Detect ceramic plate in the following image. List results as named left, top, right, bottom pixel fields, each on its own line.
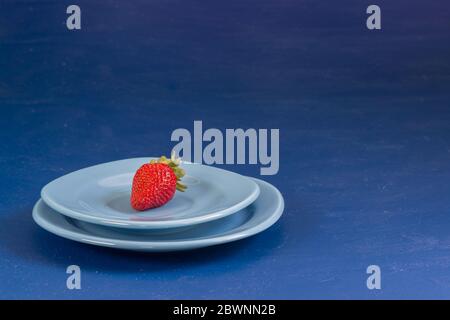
left=41, top=158, right=260, bottom=229
left=34, top=178, right=283, bottom=252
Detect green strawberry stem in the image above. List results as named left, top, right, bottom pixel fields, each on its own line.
left=150, top=153, right=187, bottom=192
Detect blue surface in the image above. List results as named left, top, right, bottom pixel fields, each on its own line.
left=1, top=0, right=450, bottom=299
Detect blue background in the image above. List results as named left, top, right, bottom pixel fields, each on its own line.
left=1, top=0, right=450, bottom=299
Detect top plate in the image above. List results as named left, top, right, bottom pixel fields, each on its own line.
left=41, top=158, right=260, bottom=229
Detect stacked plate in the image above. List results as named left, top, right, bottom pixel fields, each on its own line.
left=33, top=158, right=284, bottom=252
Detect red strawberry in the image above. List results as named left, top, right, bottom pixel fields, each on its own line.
left=130, top=154, right=187, bottom=211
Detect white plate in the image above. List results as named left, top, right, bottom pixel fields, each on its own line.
left=41, top=158, right=260, bottom=229
left=34, top=178, right=284, bottom=252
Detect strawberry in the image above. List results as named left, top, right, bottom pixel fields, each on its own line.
left=130, top=153, right=187, bottom=211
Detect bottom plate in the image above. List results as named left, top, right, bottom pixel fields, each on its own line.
left=32, top=178, right=284, bottom=252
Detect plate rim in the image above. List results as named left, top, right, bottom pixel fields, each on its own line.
left=41, top=158, right=260, bottom=229
left=33, top=178, right=284, bottom=252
